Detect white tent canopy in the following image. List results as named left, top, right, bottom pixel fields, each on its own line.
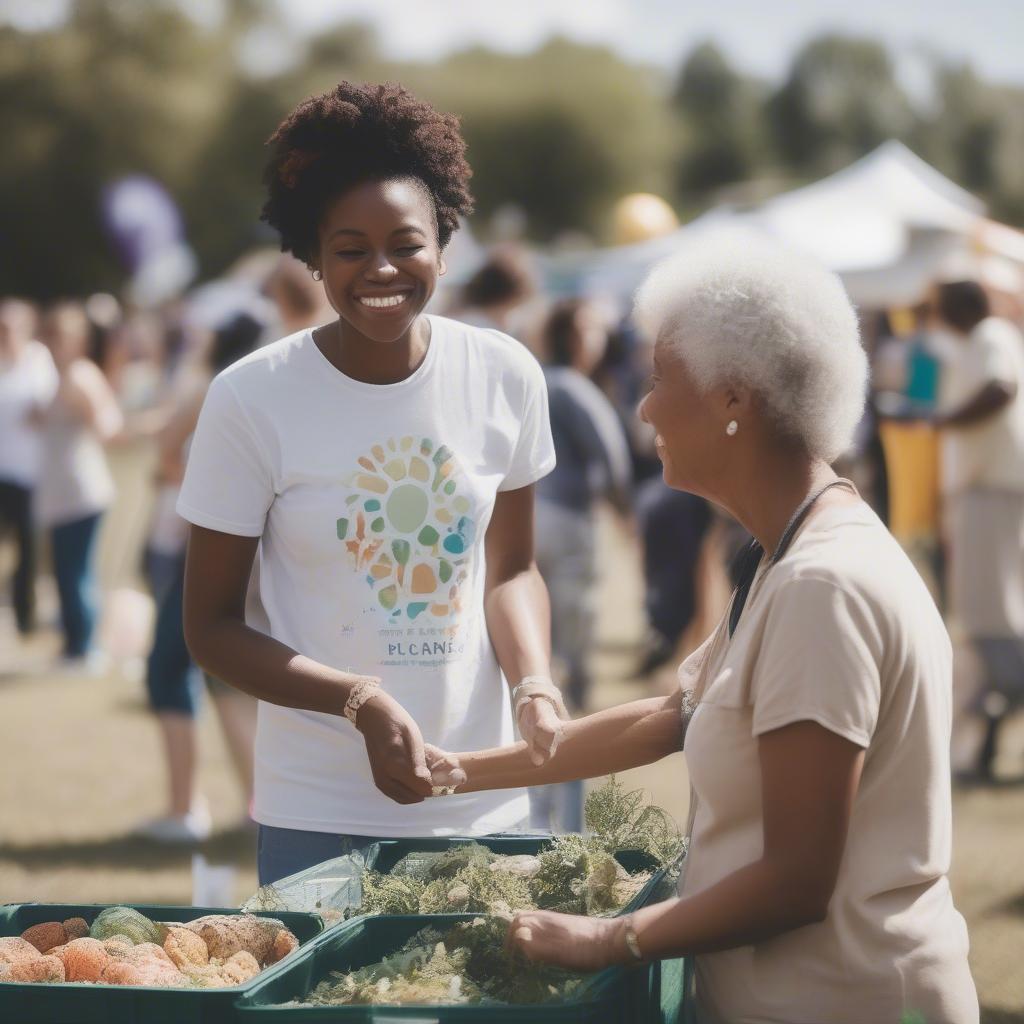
left=544, top=141, right=1008, bottom=310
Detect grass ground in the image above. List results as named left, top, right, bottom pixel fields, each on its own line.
left=0, top=447, right=1021, bottom=1020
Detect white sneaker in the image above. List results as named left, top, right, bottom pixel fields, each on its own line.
left=55, top=651, right=110, bottom=677
left=133, top=802, right=212, bottom=844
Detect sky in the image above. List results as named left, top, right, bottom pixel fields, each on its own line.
left=277, top=0, right=1024, bottom=86
left=4, top=0, right=1022, bottom=87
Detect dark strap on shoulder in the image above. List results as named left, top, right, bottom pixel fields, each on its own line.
left=728, top=479, right=853, bottom=637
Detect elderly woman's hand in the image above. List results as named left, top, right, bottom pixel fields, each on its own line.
left=423, top=743, right=468, bottom=793
left=506, top=910, right=628, bottom=972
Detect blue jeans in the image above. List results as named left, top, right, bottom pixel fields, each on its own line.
left=145, top=559, right=202, bottom=715
left=256, top=825, right=383, bottom=887
left=50, top=512, right=103, bottom=657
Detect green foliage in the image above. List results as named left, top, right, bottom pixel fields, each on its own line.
left=358, top=873, right=427, bottom=916
left=584, top=775, right=685, bottom=866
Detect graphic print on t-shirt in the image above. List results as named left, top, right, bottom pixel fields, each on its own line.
left=335, top=435, right=475, bottom=625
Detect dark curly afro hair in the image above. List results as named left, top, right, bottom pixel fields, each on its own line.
left=261, top=81, right=473, bottom=265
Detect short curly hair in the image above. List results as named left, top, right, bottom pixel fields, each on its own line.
left=261, top=81, right=473, bottom=264
left=634, top=233, right=867, bottom=461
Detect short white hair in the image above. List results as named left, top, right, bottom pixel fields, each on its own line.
left=634, top=234, right=867, bottom=461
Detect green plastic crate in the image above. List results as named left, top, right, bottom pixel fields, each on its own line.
left=235, top=913, right=672, bottom=1023
left=363, top=837, right=667, bottom=917
left=0, top=902, right=324, bottom=1024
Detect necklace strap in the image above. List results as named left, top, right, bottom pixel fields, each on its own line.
left=728, top=478, right=856, bottom=637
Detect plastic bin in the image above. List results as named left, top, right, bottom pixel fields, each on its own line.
left=363, top=837, right=667, bottom=917
left=235, top=913, right=678, bottom=1023
left=0, top=902, right=324, bottom=1024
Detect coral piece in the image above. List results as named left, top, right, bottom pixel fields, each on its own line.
left=21, top=922, right=67, bottom=954
left=163, top=926, right=209, bottom=970
left=185, top=914, right=284, bottom=963
left=54, top=938, right=110, bottom=983
left=2, top=955, right=65, bottom=983
left=90, top=907, right=166, bottom=946
left=62, top=918, right=89, bottom=941
left=0, top=936, right=42, bottom=964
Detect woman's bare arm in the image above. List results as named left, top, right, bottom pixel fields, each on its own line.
left=183, top=524, right=433, bottom=804
left=429, top=691, right=683, bottom=791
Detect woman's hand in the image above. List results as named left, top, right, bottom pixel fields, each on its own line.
left=517, top=695, right=565, bottom=766
left=506, top=910, right=627, bottom=972
left=356, top=689, right=434, bottom=804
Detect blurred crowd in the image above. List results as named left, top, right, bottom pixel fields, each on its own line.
left=2, top=244, right=1024, bottom=840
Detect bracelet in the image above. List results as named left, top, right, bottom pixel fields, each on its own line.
left=343, top=678, right=381, bottom=726
left=511, top=676, right=568, bottom=720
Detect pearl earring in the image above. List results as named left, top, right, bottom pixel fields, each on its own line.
left=312, top=270, right=322, bottom=282
left=726, top=420, right=738, bottom=436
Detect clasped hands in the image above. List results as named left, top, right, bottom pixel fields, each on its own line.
left=354, top=679, right=566, bottom=805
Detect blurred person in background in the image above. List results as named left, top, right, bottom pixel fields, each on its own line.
left=262, top=254, right=332, bottom=341
left=932, top=279, right=1024, bottom=780
left=530, top=297, right=632, bottom=833
left=34, top=302, right=123, bottom=670
left=134, top=312, right=264, bottom=843
left=0, top=298, right=56, bottom=638
left=449, top=245, right=536, bottom=335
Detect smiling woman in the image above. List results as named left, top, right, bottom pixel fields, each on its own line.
left=175, top=81, right=563, bottom=888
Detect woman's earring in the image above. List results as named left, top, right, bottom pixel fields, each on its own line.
left=312, top=269, right=322, bottom=282
left=726, top=420, right=738, bottom=436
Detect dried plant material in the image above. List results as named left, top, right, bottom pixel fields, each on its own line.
left=304, top=918, right=584, bottom=1008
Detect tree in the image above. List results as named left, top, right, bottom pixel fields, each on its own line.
left=670, top=41, right=762, bottom=199
left=767, top=35, right=913, bottom=175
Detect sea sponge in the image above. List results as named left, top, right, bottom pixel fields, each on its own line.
left=54, top=938, right=110, bottom=982
left=21, top=922, right=66, bottom=954
left=163, top=926, right=209, bottom=971
left=213, top=951, right=261, bottom=986
left=62, top=918, right=89, bottom=941
left=100, top=961, right=145, bottom=986
left=90, top=907, right=166, bottom=946
left=125, top=942, right=172, bottom=965
left=185, top=914, right=289, bottom=964
left=268, top=929, right=298, bottom=964
left=101, top=936, right=135, bottom=960
left=0, top=936, right=41, bottom=964
left=1, top=955, right=65, bottom=983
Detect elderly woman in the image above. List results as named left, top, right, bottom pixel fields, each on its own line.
left=427, top=241, right=978, bottom=1023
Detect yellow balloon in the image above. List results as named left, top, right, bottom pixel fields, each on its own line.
left=611, top=193, right=679, bottom=245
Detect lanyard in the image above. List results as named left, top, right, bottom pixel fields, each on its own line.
left=728, top=478, right=855, bottom=637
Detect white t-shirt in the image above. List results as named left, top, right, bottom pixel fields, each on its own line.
left=0, top=341, right=58, bottom=487
left=177, top=316, right=556, bottom=836
left=939, top=317, right=1024, bottom=495
left=681, top=502, right=977, bottom=1024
